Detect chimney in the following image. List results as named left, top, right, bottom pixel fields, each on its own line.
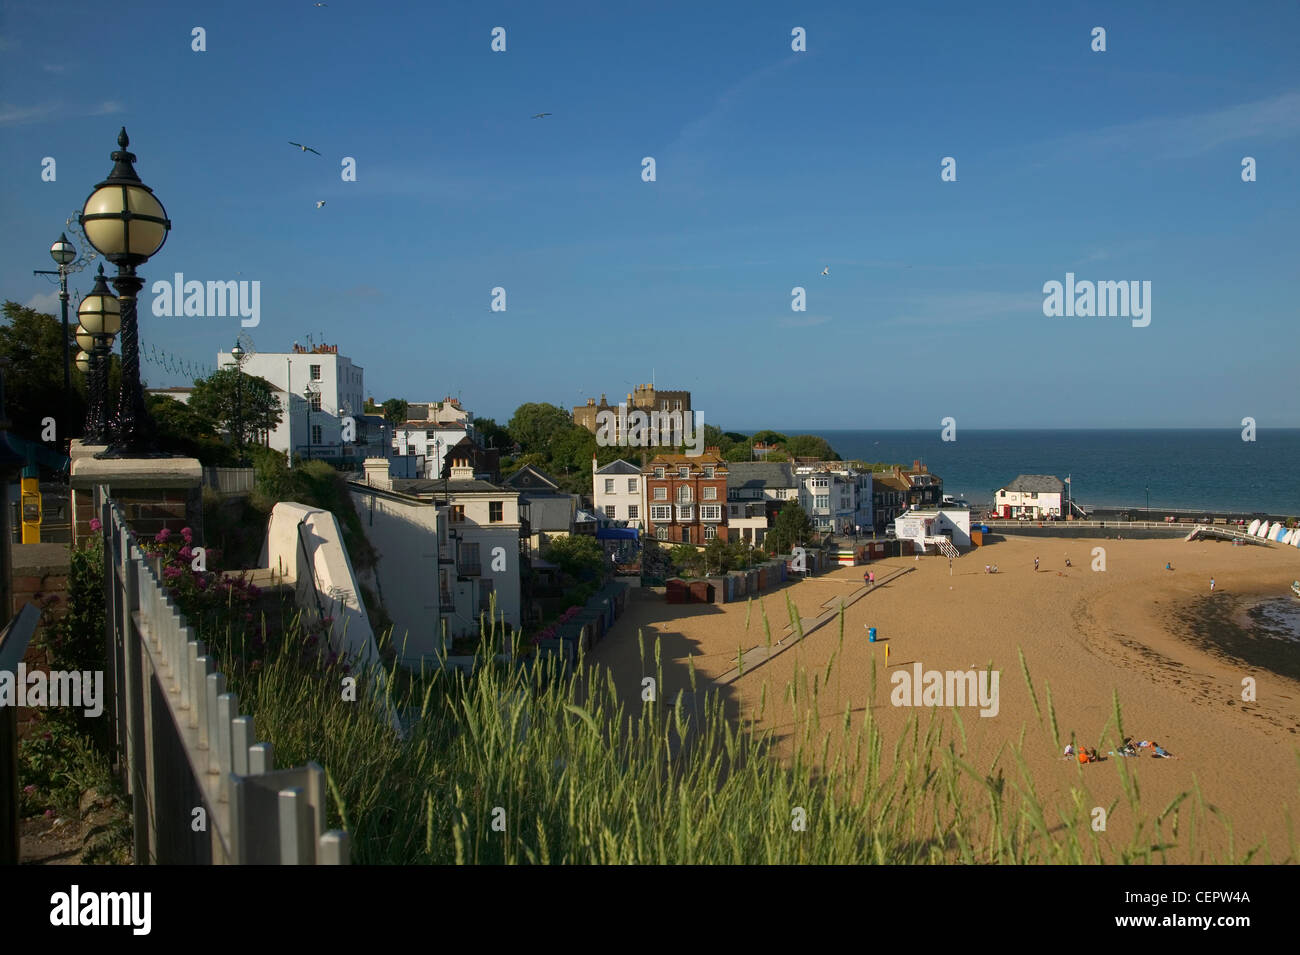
left=912, top=459, right=921, bottom=471
left=450, top=456, right=474, bottom=480
left=592, top=452, right=598, bottom=474
left=363, top=457, right=392, bottom=491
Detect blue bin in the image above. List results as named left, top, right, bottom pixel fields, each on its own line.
left=868, top=627, right=877, bottom=642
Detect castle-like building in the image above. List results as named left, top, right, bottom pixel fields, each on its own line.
left=574, top=384, right=691, bottom=434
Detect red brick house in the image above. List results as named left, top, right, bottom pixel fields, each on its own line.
left=644, top=450, right=729, bottom=545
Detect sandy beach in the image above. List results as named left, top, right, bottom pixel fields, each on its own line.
left=590, top=535, right=1300, bottom=862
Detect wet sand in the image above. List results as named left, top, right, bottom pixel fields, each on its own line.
left=590, top=536, right=1300, bottom=862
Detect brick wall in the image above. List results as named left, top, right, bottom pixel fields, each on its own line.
left=9, top=544, right=71, bottom=738
left=72, top=485, right=203, bottom=549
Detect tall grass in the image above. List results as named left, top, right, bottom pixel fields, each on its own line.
left=198, top=598, right=1294, bottom=864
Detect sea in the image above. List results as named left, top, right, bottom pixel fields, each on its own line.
left=767, top=429, right=1300, bottom=515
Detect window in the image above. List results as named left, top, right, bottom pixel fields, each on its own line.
left=703, top=466, right=714, bottom=479
left=678, top=466, right=689, bottom=479
left=675, top=400, right=682, bottom=411
left=701, top=505, right=721, bottom=521
left=489, top=501, right=503, bottom=523
left=656, top=526, right=669, bottom=540
left=605, top=505, right=616, bottom=519
left=815, top=495, right=829, bottom=509
left=653, top=487, right=667, bottom=501
left=681, top=527, right=690, bottom=542
left=459, top=542, right=481, bottom=576
left=309, top=392, right=322, bottom=411
left=604, top=479, right=615, bottom=494
left=311, top=424, right=322, bottom=444
left=628, top=505, right=638, bottom=520
left=704, top=524, right=716, bottom=540
left=702, top=486, right=717, bottom=501
left=478, top=579, right=494, bottom=612
left=450, top=505, right=465, bottom=523
left=310, top=364, right=321, bottom=381
left=677, top=486, right=692, bottom=503
left=812, top=477, right=829, bottom=488
left=627, top=479, right=637, bottom=493
left=676, top=505, right=693, bottom=521
left=730, top=505, right=738, bottom=516
left=654, top=467, right=665, bottom=479
left=651, top=505, right=672, bottom=522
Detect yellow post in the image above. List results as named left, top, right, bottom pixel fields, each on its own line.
left=19, top=476, right=41, bottom=544
left=885, top=643, right=889, bottom=668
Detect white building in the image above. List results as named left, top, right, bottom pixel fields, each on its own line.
left=994, top=474, right=1065, bottom=519
left=893, top=506, right=972, bottom=553
left=406, top=398, right=472, bottom=428
left=394, top=424, right=471, bottom=479
left=725, top=462, right=797, bottom=544
left=795, top=463, right=870, bottom=535
left=592, top=458, right=645, bottom=527
left=352, top=454, right=522, bottom=660
left=217, top=343, right=365, bottom=460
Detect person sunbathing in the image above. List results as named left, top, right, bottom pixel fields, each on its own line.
left=1151, top=743, right=1175, bottom=758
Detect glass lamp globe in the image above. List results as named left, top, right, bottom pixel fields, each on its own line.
left=77, top=265, right=121, bottom=336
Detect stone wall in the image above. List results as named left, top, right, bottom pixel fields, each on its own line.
left=9, top=543, right=70, bottom=737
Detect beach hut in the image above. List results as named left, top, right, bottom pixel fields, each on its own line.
left=666, top=578, right=689, bottom=604
left=687, top=580, right=714, bottom=603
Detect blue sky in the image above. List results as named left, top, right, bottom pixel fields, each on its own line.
left=2, top=0, right=1298, bottom=430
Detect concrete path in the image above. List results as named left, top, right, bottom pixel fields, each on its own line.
left=712, top=566, right=914, bottom=685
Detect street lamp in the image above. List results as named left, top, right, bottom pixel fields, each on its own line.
left=76, top=265, right=120, bottom=443
left=32, top=233, right=77, bottom=420
left=1145, top=479, right=1150, bottom=523
left=230, top=341, right=245, bottom=464
left=79, top=128, right=170, bottom=456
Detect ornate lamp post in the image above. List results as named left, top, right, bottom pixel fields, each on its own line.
left=32, top=234, right=77, bottom=410
left=230, top=341, right=245, bottom=464
left=76, top=265, right=120, bottom=443
left=79, top=128, right=170, bottom=456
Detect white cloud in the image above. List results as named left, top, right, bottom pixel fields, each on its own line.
left=0, top=102, right=58, bottom=126
left=1042, top=91, right=1300, bottom=160
left=90, top=100, right=123, bottom=116
left=26, top=290, right=62, bottom=313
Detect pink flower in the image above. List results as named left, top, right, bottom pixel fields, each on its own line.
left=22, top=784, right=34, bottom=794
left=156, top=528, right=172, bottom=543
left=196, top=577, right=208, bottom=591
left=163, top=566, right=183, bottom=579
left=89, top=518, right=102, bottom=532
left=181, top=526, right=193, bottom=543
left=44, top=809, right=55, bottom=818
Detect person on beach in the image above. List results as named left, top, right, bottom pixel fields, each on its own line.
left=985, top=564, right=991, bottom=574
left=868, top=570, right=875, bottom=587
left=1210, top=577, right=1216, bottom=592
left=1064, top=555, right=1071, bottom=567
left=1166, top=562, right=1173, bottom=571
left=1034, top=556, right=1039, bottom=572
left=1151, top=743, right=1174, bottom=758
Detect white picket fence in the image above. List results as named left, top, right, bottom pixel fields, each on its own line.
left=101, top=492, right=350, bottom=864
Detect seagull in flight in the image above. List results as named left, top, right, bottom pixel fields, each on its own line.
left=821, top=267, right=830, bottom=276
left=290, top=142, right=322, bottom=155
left=313, top=2, right=327, bottom=6
left=531, top=112, right=552, bottom=119
left=316, top=200, right=326, bottom=208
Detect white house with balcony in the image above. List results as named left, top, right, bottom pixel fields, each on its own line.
left=217, top=343, right=364, bottom=460
left=795, top=464, right=865, bottom=535
left=393, top=424, right=471, bottom=479
left=593, top=458, right=646, bottom=527
left=351, top=454, right=522, bottom=660
left=994, top=474, right=1065, bottom=519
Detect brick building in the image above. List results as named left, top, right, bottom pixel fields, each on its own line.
left=643, top=450, right=728, bottom=545
left=574, top=383, right=691, bottom=437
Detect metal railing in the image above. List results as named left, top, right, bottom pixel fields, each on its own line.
left=1, top=604, right=41, bottom=865
left=101, top=492, right=349, bottom=864
left=202, top=466, right=255, bottom=496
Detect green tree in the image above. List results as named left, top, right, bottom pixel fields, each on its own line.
left=542, top=533, right=606, bottom=582
left=766, top=501, right=813, bottom=554
left=147, top=394, right=235, bottom=465
left=189, top=368, right=283, bottom=448
left=0, top=301, right=87, bottom=442
left=472, top=416, right=512, bottom=451
left=723, top=445, right=751, bottom=463
left=785, top=434, right=839, bottom=461
left=751, top=429, right=788, bottom=446
left=381, top=398, right=409, bottom=426
left=508, top=402, right=572, bottom=454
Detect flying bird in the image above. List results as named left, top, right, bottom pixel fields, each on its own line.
left=531, top=112, right=552, bottom=119
left=313, top=2, right=327, bottom=6
left=821, top=267, right=829, bottom=276
left=289, top=142, right=322, bottom=155
left=315, top=200, right=326, bottom=208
